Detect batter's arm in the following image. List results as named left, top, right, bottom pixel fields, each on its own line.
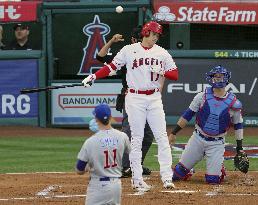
left=164, top=69, right=178, bottom=81
left=82, top=46, right=127, bottom=86
left=163, top=50, right=179, bottom=80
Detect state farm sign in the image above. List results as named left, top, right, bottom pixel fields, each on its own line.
left=0, top=1, right=40, bottom=22
left=153, top=1, right=258, bottom=24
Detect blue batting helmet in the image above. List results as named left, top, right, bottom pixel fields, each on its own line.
left=206, top=65, right=231, bottom=88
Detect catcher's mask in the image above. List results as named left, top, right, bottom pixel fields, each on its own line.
left=206, top=65, right=231, bottom=88
left=141, top=21, right=163, bottom=37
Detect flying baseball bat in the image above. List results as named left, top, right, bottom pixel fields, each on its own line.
left=20, top=83, right=86, bottom=94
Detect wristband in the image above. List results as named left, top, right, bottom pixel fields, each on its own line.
left=236, top=139, right=243, bottom=153
left=171, top=125, right=182, bottom=135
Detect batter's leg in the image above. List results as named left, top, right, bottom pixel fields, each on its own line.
left=121, top=109, right=131, bottom=169
left=173, top=132, right=205, bottom=180
left=125, top=93, right=146, bottom=183
left=204, top=139, right=225, bottom=184
left=142, top=122, right=154, bottom=175
left=146, top=93, right=172, bottom=182
left=142, top=122, right=154, bottom=163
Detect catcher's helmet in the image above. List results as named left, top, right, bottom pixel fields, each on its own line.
left=206, top=65, right=231, bottom=88
left=141, top=21, right=163, bottom=37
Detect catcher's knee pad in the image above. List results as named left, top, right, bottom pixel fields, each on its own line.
left=172, top=163, right=191, bottom=181
left=205, top=174, right=220, bottom=184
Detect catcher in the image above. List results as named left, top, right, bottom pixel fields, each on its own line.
left=169, top=65, right=249, bottom=184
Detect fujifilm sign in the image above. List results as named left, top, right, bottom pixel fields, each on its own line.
left=167, top=83, right=247, bottom=94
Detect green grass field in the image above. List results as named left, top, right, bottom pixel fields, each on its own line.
left=0, top=135, right=257, bottom=173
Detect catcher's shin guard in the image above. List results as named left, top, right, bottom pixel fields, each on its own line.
left=205, top=174, right=220, bottom=184
left=205, top=166, right=226, bottom=184
left=172, top=163, right=193, bottom=181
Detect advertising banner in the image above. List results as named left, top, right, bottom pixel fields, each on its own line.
left=51, top=83, right=123, bottom=125
left=162, top=58, right=258, bottom=125
left=153, top=0, right=258, bottom=25
left=0, top=59, right=38, bottom=119
left=0, top=1, right=40, bottom=22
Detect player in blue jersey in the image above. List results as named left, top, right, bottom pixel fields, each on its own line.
left=169, top=65, right=246, bottom=184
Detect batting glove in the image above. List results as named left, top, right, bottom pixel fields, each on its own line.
left=82, top=74, right=96, bottom=87
left=150, top=65, right=165, bottom=76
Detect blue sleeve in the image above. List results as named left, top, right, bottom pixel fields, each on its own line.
left=182, top=108, right=196, bottom=121
left=76, top=160, right=87, bottom=171
left=234, top=123, right=243, bottom=130
left=232, top=99, right=242, bottom=110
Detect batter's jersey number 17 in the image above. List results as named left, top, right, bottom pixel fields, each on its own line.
left=151, top=73, right=160, bottom=81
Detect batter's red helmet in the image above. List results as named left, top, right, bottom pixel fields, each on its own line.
left=141, top=21, right=163, bottom=37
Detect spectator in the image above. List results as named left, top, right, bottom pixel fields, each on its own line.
left=6, top=23, right=33, bottom=50
left=0, top=25, right=5, bottom=50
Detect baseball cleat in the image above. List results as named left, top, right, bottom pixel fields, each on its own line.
left=122, top=167, right=152, bottom=178
left=142, top=167, right=152, bottom=175
left=163, top=180, right=175, bottom=189
left=220, top=165, right=227, bottom=182
left=121, top=167, right=132, bottom=178
left=132, top=180, right=151, bottom=192
left=184, top=168, right=195, bottom=180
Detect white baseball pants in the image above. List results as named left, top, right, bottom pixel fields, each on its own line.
left=125, top=91, right=173, bottom=183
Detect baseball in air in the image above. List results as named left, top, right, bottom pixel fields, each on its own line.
left=116, top=6, right=123, bottom=13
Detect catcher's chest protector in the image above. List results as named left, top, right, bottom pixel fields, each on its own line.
left=196, top=87, right=235, bottom=135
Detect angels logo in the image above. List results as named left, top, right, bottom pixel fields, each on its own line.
left=78, top=15, right=110, bottom=75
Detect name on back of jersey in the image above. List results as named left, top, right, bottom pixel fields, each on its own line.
left=100, top=137, right=119, bottom=148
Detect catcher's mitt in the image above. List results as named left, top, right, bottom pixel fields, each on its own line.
left=234, top=151, right=249, bottom=174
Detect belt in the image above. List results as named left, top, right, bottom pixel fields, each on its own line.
left=195, top=129, right=223, bottom=142
left=128, top=88, right=159, bottom=95
left=99, top=177, right=120, bottom=181
left=99, top=177, right=111, bottom=181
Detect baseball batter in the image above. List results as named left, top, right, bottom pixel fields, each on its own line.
left=169, top=65, right=246, bottom=184
left=82, top=21, right=179, bottom=191
left=96, top=28, right=153, bottom=177
left=76, top=103, right=131, bottom=205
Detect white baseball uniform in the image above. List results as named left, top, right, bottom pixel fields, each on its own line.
left=111, top=42, right=177, bottom=183
left=77, top=128, right=131, bottom=205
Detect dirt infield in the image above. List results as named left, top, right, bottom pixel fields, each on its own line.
left=0, top=171, right=257, bottom=205
left=0, top=126, right=257, bottom=204
left=0, top=126, right=257, bottom=137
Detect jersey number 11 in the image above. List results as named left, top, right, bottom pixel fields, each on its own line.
left=104, top=149, right=117, bottom=169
